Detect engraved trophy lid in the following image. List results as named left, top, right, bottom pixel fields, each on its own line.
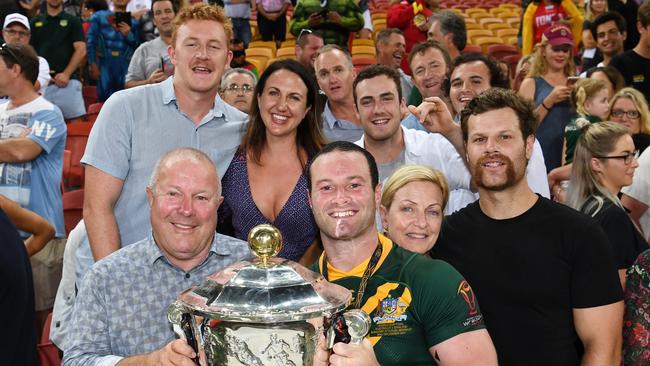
left=174, top=224, right=352, bottom=323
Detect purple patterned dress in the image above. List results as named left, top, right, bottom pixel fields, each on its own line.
left=218, top=149, right=318, bottom=261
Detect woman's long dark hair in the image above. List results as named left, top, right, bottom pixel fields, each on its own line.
left=241, top=59, right=325, bottom=167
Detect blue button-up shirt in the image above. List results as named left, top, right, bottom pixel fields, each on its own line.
left=62, top=233, right=251, bottom=366
left=81, top=77, right=248, bottom=248
left=321, top=101, right=364, bottom=143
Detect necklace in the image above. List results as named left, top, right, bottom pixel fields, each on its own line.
left=321, top=240, right=383, bottom=309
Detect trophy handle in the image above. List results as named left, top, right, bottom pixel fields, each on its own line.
left=167, top=302, right=203, bottom=365
left=325, top=309, right=372, bottom=348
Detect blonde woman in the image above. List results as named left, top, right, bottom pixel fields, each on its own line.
left=520, top=24, right=577, bottom=172
left=608, top=87, right=650, bottom=154
left=380, top=165, right=449, bottom=255
left=567, top=122, right=646, bottom=287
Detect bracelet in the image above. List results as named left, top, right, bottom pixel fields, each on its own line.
left=541, top=102, right=550, bottom=110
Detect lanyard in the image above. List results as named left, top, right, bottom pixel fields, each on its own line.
left=322, top=240, right=383, bottom=309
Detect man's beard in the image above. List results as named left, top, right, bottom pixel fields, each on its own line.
left=471, top=152, right=524, bottom=191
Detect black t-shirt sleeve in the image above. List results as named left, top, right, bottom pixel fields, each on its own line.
left=429, top=220, right=449, bottom=258
left=598, top=205, right=648, bottom=269
left=570, top=219, right=624, bottom=308
left=71, top=16, right=86, bottom=43
left=608, top=54, right=628, bottom=82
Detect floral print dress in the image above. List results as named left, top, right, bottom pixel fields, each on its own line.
left=624, top=249, right=650, bottom=365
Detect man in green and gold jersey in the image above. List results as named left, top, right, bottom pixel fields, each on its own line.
left=307, top=141, right=498, bottom=366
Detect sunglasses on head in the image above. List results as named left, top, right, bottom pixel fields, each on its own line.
left=0, top=43, right=19, bottom=63
left=297, top=28, right=313, bottom=42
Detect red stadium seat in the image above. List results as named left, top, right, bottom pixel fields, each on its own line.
left=63, top=189, right=84, bottom=236
left=487, top=44, right=520, bottom=61
left=65, top=122, right=93, bottom=188
left=352, top=56, right=376, bottom=73
left=461, top=44, right=482, bottom=54
left=62, top=149, right=71, bottom=192
left=502, top=53, right=523, bottom=81
left=85, top=102, right=103, bottom=123
left=36, top=312, right=61, bottom=366
left=82, top=86, right=97, bottom=111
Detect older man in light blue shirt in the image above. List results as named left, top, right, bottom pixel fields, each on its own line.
left=63, top=148, right=251, bottom=366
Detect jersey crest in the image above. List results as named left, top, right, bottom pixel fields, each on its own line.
left=374, top=297, right=408, bottom=323
left=360, top=282, right=413, bottom=344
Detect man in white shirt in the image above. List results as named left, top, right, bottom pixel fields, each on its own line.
left=352, top=64, right=474, bottom=213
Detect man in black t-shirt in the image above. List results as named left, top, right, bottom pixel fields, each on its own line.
left=430, top=89, right=624, bottom=366
left=610, top=0, right=650, bottom=102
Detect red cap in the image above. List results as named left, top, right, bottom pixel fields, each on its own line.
left=542, top=24, right=573, bottom=47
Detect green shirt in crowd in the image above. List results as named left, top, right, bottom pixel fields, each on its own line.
left=289, top=0, right=364, bottom=49
left=564, top=114, right=601, bottom=164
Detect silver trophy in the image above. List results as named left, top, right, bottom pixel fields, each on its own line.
left=168, top=224, right=372, bottom=366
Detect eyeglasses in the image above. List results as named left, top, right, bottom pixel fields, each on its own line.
left=610, top=109, right=640, bottom=119
left=595, top=150, right=639, bottom=164
left=0, top=43, right=19, bottom=63
left=224, top=84, right=253, bottom=93
left=3, top=28, right=30, bottom=37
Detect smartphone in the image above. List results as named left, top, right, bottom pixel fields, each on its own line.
left=115, top=11, right=132, bottom=27
left=567, top=76, right=580, bottom=87
left=160, top=56, right=165, bottom=73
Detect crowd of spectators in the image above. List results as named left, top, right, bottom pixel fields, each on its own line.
left=2, top=0, right=650, bottom=364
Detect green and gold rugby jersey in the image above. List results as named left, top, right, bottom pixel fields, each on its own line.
left=314, top=235, right=485, bottom=365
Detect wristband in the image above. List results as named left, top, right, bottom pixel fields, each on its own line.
left=541, top=102, right=550, bottom=110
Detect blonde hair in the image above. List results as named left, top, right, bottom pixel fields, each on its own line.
left=608, top=87, right=650, bottom=134
left=585, top=0, right=608, bottom=22
left=566, top=122, right=630, bottom=213
left=171, top=3, right=233, bottom=47
left=381, top=165, right=449, bottom=212
left=527, top=39, right=576, bottom=79
left=571, top=78, right=608, bottom=117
